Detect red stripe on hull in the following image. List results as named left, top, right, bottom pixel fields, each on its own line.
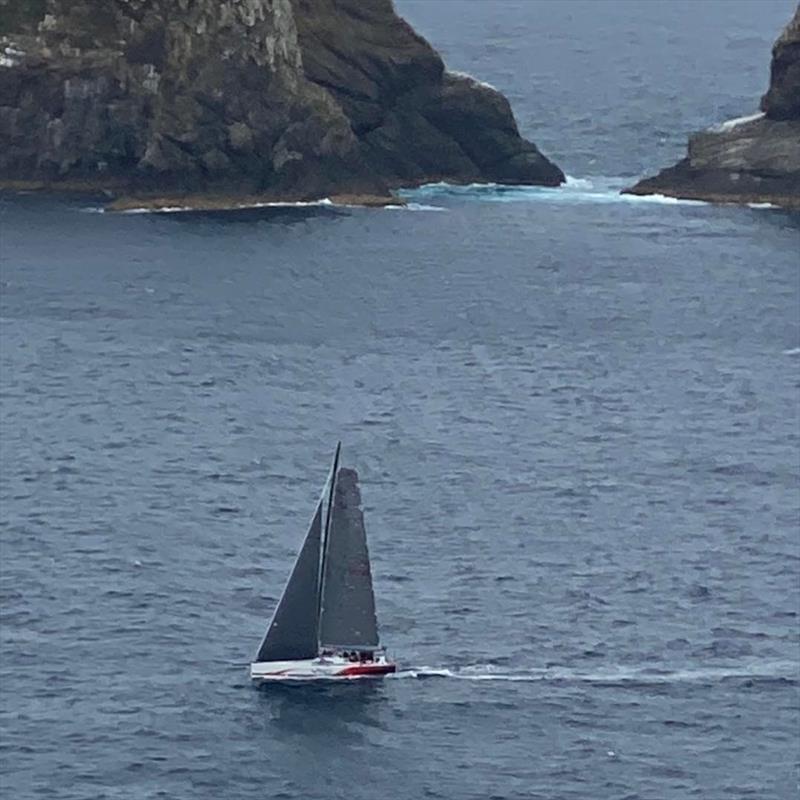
left=338, top=663, right=397, bottom=677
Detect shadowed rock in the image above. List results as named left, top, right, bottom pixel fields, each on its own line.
left=0, top=0, right=563, bottom=206
left=761, top=6, right=800, bottom=121
left=625, top=6, right=800, bottom=209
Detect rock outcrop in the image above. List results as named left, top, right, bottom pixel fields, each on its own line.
left=0, top=0, right=563, bottom=206
left=626, top=6, right=800, bottom=209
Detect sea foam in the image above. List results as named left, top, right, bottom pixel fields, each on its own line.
left=400, top=176, right=710, bottom=207
left=394, top=660, right=799, bottom=685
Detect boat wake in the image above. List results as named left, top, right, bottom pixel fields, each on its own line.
left=393, top=660, right=798, bottom=685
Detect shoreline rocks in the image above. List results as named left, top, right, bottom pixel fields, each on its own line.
left=104, top=191, right=403, bottom=212
left=625, top=7, right=800, bottom=209
left=0, top=0, right=564, bottom=208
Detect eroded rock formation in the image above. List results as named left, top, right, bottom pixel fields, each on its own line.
left=626, top=6, right=800, bottom=208
left=0, top=0, right=564, bottom=205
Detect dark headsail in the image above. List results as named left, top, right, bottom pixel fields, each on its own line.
left=318, top=468, right=380, bottom=650
left=254, top=500, right=323, bottom=662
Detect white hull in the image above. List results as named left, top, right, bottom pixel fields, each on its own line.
left=250, top=653, right=396, bottom=682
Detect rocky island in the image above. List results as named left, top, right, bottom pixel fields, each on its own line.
left=626, top=7, right=800, bottom=209
left=0, top=0, right=564, bottom=210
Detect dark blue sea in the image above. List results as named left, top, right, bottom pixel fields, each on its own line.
left=1, top=1, right=799, bottom=798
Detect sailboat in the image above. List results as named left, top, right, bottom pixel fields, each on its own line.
left=250, top=443, right=396, bottom=681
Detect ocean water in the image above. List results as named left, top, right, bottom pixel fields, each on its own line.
left=1, top=2, right=799, bottom=799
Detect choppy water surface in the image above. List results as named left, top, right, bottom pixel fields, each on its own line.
left=1, top=2, right=799, bottom=798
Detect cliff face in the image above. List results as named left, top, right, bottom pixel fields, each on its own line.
left=292, top=0, right=562, bottom=187
left=761, top=7, right=800, bottom=120
left=0, top=0, right=563, bottom=203
left=626, top=6, right=800, bottom=208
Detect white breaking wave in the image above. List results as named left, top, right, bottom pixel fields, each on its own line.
left=400, top=176, right=709, bottom=207
left=393, top=660, right=798, bottom=684
left=448, top=69, right=498, bottom=92
left=563, top=175, right=594, bottom=189
left=81, top=198, right=445, bottom=214
left=782, top=347, right=800, bottom=355
left=396, top=202, right=447, bottom=212
left=118, top=198, right=336, bottom=214
left=80, top=199, right=336, bottom=214
left=713, top=111, right=764, bottom=133
left=78, top=175, right=718, bottom=214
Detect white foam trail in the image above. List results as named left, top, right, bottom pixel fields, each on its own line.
left=393, top=661, right=798, bottom=684
left=747, top=202, right=778, bottom=209
left=395, top=667, right=455, bottom=679
left=782, top=347, right=800, bottom=355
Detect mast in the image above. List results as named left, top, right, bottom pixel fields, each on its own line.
left=317, top=441, right=341, bottom=635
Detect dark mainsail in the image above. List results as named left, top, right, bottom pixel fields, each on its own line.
left=254, top=500, right=323, bottom=662
left=318, top=468, right=380, bottom=650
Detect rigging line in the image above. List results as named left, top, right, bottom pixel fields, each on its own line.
left=317, top=441, right=341, bottom=638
